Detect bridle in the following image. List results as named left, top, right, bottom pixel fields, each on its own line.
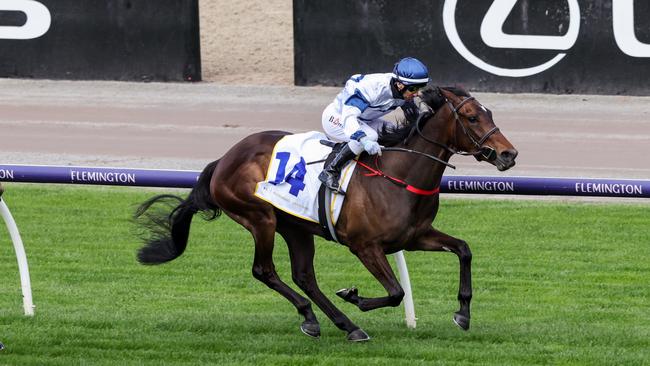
left=355, top=91, right=503, bottom=195
left=357, top=92, right=501, bottom=193
left=415, top=95, right=500, bottom=162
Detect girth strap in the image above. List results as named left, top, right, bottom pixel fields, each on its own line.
left=317, top=145, right=342, bottom=243
left=317, top=184, right=338, bottom=242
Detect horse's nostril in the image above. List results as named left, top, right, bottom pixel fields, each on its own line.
left=500, top=149, right=518, bottom=161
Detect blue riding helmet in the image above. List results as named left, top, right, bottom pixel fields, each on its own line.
left=393, top=57, right=429, bottom=85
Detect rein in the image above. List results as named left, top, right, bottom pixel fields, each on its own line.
left=356, top=157, right=440, bottom=196
left=381, top=146, right=455, bottom=169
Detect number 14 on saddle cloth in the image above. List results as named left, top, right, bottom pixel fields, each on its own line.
left=254, top=131, right=356, bottom=225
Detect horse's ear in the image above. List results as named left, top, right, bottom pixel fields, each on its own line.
left=440, top=85, right=471, bottom=100
left=439, top=87, right=459, bottom=103
left=420, top=86, right=446, bottom=112
left=453, top=84, right=471, bottom=98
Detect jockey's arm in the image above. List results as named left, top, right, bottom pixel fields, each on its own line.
left=340, top=103, right=381, bottom=156
left=337, top=79, right=382, bottom=155
left=340, top=103, right=364, bottom=139
left=340, top=85, right=376, bottom=140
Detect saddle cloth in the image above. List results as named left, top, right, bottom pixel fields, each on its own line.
left=254, top=131, right=356, bottom=224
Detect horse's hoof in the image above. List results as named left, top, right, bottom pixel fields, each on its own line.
left=336, top=287, right=357, bottom=301
left=347, top=328, right=371, bottom=342
left=300, top=321, right=321, bottom=338
left=0, top=341, right=4, bottom=351
left=453, top=312, right=470, bottom=331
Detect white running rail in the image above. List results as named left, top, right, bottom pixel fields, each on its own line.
left=0, top=193, right=35, bottom=316
left=394, top=251, right=416, bottom=328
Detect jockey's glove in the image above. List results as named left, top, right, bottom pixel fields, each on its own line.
left=360, top=137, right=382, bottom=156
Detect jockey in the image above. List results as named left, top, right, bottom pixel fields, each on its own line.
left=319, top=57, right=430, bottom=192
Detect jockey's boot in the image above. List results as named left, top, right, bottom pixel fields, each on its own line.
left=319, top=143, right=356, bottom=192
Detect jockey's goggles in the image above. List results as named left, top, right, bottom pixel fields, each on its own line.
left=405, top=83, right=427, bottom=92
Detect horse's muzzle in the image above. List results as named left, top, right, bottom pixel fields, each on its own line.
left=495, top=149, right=518, bottom=171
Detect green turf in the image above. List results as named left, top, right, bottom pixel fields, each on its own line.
left=0, top=184, right=648, bottom=365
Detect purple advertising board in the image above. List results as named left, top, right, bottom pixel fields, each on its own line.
left=1, top=164, right=648, bottom=199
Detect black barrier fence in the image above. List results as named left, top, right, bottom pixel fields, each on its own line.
left=0, top=0, right=200, bottom=82
left=294, top=0, right=650, bottom=95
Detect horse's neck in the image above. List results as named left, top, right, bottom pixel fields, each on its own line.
left=382, top=120, right=453, bottom=192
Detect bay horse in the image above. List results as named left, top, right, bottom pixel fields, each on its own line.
left=135, top=86, right=518, bottom=341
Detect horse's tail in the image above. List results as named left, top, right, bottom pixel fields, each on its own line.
left=135, top=160, right=221, bottom=265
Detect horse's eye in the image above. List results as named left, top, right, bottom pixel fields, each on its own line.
left=468, top=116, right=478, bottom=123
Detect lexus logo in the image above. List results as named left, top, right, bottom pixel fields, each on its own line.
left=0, top=0, right=51, bottom=40
left=443, top=0, right=650, bottom=77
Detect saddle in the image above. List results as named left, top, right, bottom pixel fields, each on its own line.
left=253, top=131, right=356, bottom=241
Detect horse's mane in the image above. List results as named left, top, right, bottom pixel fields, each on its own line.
left=378, top=85, right=471, bottom=147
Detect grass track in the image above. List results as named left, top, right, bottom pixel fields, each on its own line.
left=0, top=184, right=649, bottom=365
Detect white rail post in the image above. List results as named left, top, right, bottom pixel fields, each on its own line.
left=393, top=250, right=416, bottom=328
left=0, top=184, right=35, bottom=316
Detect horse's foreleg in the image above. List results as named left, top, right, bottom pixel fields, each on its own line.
left=407, top=228, right=472, bottom=330
left=278, top=227, right=368, bottom=341
left=340, top=244, right=405, bottom=312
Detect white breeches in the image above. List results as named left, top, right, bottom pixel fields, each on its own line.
left=321, top=103, right=390, bottom=155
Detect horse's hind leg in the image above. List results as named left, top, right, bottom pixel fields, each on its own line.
left=337, top=244, right=406, bottom=312
left=211, top=132, right=320, bottom=337
left=240, top=213, right=319, bottom=338
left=407, top=228, right=472, bottom=331
left=278, top=227, right=369, bottom=342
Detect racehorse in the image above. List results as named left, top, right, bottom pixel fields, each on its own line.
left=135, top=86, right=518, bottom=341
